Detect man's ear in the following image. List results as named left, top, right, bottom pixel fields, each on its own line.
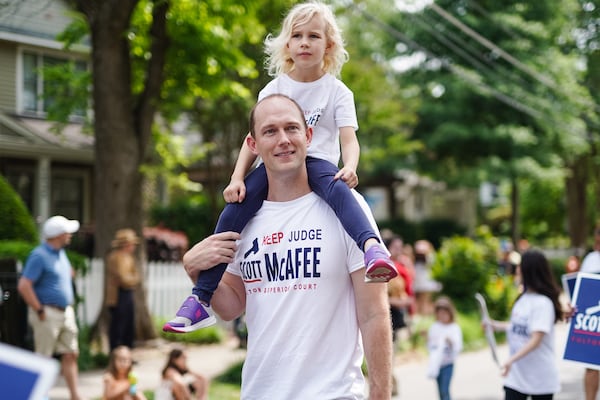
left=306, top=126, right=313, bottom=147
left=246, top=134, right=259, bottom=155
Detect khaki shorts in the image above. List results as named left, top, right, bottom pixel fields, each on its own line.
left=28, top=305, right=79, bottom=356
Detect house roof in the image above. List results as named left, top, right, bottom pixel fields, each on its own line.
left=0, top=111, right=93, bottom=162
left=0, top=0, right=89, bottom=53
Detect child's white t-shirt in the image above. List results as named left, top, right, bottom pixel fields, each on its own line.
left=259, top=73, right=358, bottom=166
left=427, top=321, right=463, bottom=373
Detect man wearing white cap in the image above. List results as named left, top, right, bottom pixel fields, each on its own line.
left=18, top=215, right=84, bottom=400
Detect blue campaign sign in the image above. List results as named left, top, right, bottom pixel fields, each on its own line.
left=561, top=272, right=578, bottom=301
left=563, top=273, right=600, bottom=370
left=0, top=343, right=59, bottom=399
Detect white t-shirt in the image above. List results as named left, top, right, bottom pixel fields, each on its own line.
left=226, top=192, right=367, bottom=400
left=580, top=251, right=600, bottom=273
left=427, top=321, right=463, bottom=367
left=259, top=73, right=358, bottom=166
left=504, top=292, right=560, bottom=395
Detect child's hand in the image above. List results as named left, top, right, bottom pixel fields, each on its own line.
left=501, top=360, right=512, bottom=377
left=334, top=167, right=358, bottom=189
left=223, top=179, right=246, bottom=203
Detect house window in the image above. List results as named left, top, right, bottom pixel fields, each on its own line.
left=20, top=51, right=87, bottom=117
left=3, top=167, right=35, bottom=214
left=51, top=175, right=84, bottom=222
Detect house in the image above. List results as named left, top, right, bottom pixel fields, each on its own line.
left=0, top=0, right=94, bottom=227
left=363, top=169, right=477, bottom=237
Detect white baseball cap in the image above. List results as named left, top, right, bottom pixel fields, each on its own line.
left=43, top=215, right=80, bottom=239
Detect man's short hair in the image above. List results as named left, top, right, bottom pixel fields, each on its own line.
left=249, top=94, right=307, bottom=137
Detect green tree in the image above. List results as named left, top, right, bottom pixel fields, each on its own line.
left=54, top=0, right=276, bottom=343
left=334, top=0, right=421, bottom=187
left=351, top=0, right=595, bottom=246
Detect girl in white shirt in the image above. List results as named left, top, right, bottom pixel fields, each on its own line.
left=427, top=296, right=463, bottom=400
left=487, top=249, right=563, bottom=400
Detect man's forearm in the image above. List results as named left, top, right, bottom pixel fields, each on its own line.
left=362, top=312, right=393, bottom=399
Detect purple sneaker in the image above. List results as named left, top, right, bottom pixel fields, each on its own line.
left=364, top=243, right=398, bottom=283
left=162, top=295, right=217, bottom=333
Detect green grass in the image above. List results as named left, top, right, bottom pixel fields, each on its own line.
left=142, top=381, right=241, bottom=399
left=154, top=317, right=225, bottom=344
left=141, top=361, right=243, bottom=400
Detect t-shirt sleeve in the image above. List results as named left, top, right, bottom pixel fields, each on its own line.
left=580, top=252, right=600, bottom=273
left=22, top=251, right=43, bottom=282
left=334, top=81, right=358, bottom=131
left=258, top=80, right=278, bottom=101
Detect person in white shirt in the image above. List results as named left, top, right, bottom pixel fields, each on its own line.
left=580, top=225, right=600, bottom=400
left=427, top=296, right=462, bottom=400
left=164, top=0, right=396, bottom=334
left=180, top=94, right=392, bottom=399
left=486, top=249, right=564, bottom=400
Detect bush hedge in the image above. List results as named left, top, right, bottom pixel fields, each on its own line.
left=0, top=175, right=37, bottom=243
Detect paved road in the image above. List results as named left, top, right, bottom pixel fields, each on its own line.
left=393, top=322, right=587, bottom=400
left=49, top=323, right=589, bottom=399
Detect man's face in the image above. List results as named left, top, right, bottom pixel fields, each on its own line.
left=248, top=96, right=312, bottom=175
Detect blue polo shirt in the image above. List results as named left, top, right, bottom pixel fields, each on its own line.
left=22, top=242, right=74, bottom=308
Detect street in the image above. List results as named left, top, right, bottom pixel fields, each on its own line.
left=393, top=322, right=587, bottom=399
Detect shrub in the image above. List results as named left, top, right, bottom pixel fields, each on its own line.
left=431, top=236, right=497, bottom=312
left=0, top=175, right=37, bottom=243
left=0, top=240, right=36, bottom=263
left=215, top=360, right=244, bottom=385
left=484, top=275, right=519, bottom=321
left=0, top=240, right=88, bottom=276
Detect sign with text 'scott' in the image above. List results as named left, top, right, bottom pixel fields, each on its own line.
left=563, top=273, right=600, bottom=370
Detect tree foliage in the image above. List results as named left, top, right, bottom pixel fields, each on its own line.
left=53, top=0, right=293, bottom=344
left=346, top=0, right=598, bottom=247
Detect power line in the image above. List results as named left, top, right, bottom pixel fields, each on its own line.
left=346, top=2, right=546, bottom=120
left=428, top=2, right=600, bottom=114
left=407, top=8, right=581, bottom=121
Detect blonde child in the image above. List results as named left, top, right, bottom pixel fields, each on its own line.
left=427, top=296, right=463, bottom=400
left=102, top=346, right=147, bottom=400
left=164, top=0, right=397, bottom=333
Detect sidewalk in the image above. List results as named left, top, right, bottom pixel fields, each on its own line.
left=48, top=336, right=247, bottom=400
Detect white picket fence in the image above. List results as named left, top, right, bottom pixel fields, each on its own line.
left=75, top=258, right=193, bottom=327
left=69, top=247, right=581, bottom=327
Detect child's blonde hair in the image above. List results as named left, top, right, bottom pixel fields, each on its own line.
left=264, top=1, right=349, bottom=77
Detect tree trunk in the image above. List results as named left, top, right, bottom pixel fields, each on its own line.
left=565, top=155, right=589, bottom=256
left=74, top=0, right=170, bottom=345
